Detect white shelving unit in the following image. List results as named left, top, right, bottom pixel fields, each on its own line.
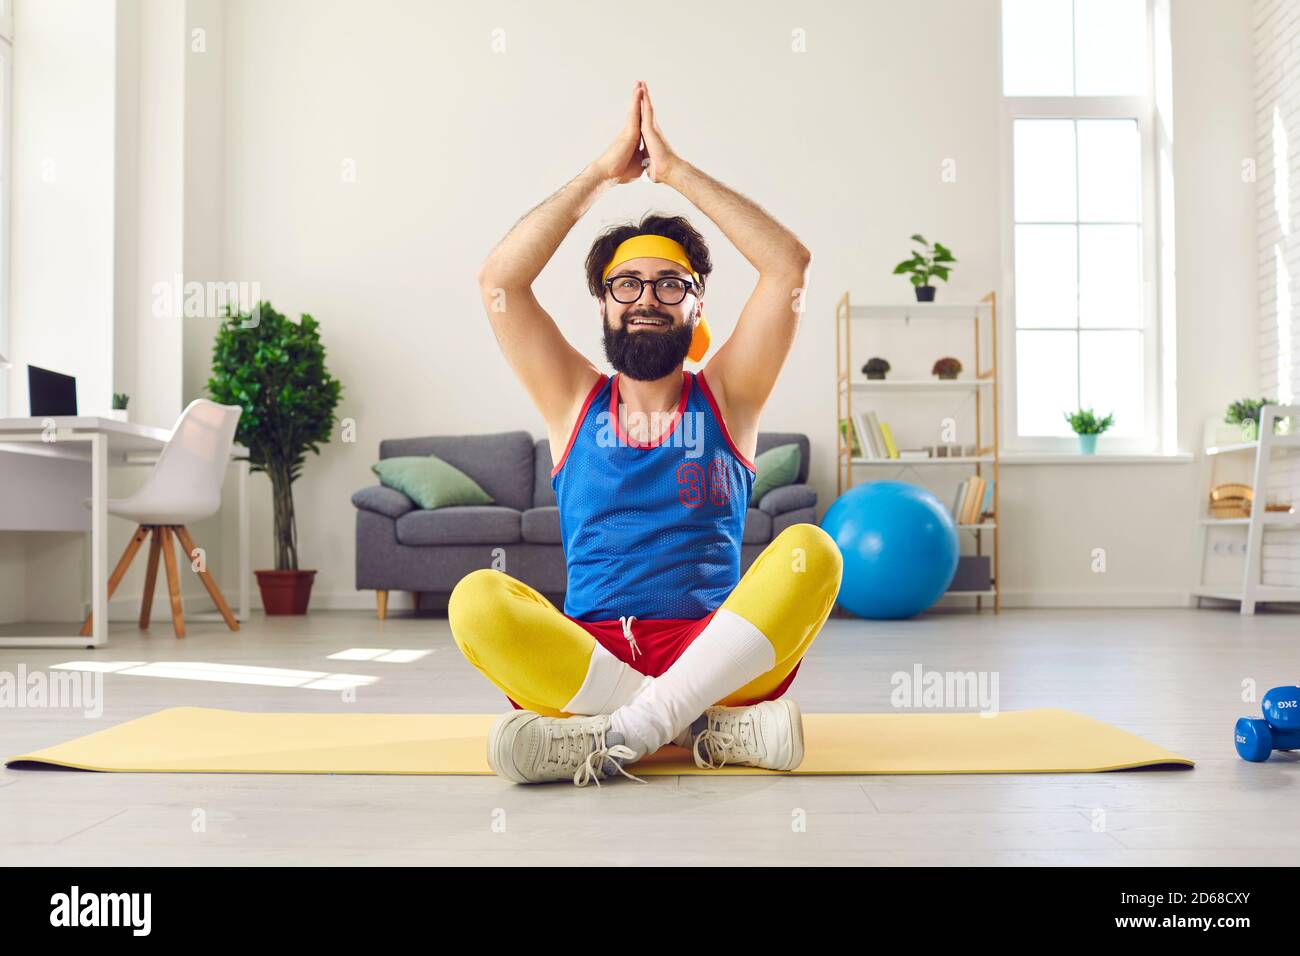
left=1192, top=403, right=1300, bottom=614
left=835, top=292, right=1000, bottom=612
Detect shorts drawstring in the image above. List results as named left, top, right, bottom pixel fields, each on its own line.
left=618, top=615, right=642, bottom=661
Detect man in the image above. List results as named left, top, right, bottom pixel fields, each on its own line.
left=455, top=80, right=842, bottom=786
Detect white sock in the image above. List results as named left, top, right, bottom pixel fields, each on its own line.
left=561, top=639, right=653, bottom=715
left=608, top=608, right=775, bottom=759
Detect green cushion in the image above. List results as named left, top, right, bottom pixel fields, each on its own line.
left=371, top=456, right=494, bottom=510
left=751, top=443, right=801, bottom=502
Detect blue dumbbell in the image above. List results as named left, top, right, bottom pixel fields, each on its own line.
left=1235, top=686, right=1300, bottom=762
left=1262, top=686, right=1300, bottom=729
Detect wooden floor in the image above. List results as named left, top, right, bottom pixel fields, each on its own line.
left=1, top=606, right=1298, bottom=866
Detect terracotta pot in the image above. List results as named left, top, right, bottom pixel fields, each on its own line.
left=255, top=569, right=317, bottom=615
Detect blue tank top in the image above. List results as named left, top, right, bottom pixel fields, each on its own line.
left=551, top=370, right=756, bottom=622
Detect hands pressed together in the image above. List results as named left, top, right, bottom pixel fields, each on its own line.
left=594, top=80, right=680, bottom=186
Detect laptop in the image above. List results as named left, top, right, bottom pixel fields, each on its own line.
left=27, top=365, right=78, bottom=416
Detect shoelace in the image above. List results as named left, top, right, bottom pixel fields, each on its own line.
left=692, top=713, right=759, bottom=769
left=566, top=723, right=647, bottom=790
left=618, top=615, right=642, bottom=661
left=693, top=729, right=737, bottom=769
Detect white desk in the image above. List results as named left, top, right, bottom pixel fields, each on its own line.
left=0, top=416, right=250, bottom=648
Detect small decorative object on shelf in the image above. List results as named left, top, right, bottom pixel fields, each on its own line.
left=862, top=357, right=890, bottom=380
left=1210, top=483, right=1252, bottom=519
left=1225, top=397, right=1287, bottom=441
left=932, top=357, right=962, bottom=380
left=1064, top=407, right=1114, bottom=455
left=892, top=234, right=956, bottom=302
left=107, top=393, right=130, bottom=423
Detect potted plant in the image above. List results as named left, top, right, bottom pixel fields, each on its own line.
left=1064, top=408, right=1114, bottom=454
left=207, top=301, right=343, bottom=615
left=932, top=357, right=962, bottom=380
left=893, top=234, right=956, bottom=302
left=1226, top=397, right=1285, bottom=441
left=107, top=393, right=130, bottom=423
left=862, top=357, right=891, bottom=380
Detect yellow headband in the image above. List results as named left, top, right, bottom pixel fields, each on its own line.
left=602, top=234, right=711, bottom=362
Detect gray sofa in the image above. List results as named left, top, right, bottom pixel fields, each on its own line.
left=352, top=430, right=816, bottom=617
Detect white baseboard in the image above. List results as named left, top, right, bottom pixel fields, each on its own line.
left=982, top=589, right=1194, bottom=608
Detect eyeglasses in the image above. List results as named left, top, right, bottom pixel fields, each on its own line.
left=604, top=274, right=697, bottom=305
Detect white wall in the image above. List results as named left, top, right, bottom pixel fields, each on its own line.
left=0, top=0, right=1267, bottom=620
left=204, top=0, right=1258, bottom=609
left=8, top=0, right=115, bottom=417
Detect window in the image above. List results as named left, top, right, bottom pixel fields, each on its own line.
left=1000, top=0, right=1168, bottom=453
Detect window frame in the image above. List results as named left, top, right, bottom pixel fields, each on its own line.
left=998, top=0, right=1168, bottom=455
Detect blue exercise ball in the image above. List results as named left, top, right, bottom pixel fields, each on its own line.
left=820, top=480, right=960, bottom=620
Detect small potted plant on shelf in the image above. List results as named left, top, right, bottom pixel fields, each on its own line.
left=893, top=234, right=956, bottom=302
left=932, top=357, right=962, bottom=380
left=862, top=357, right=891, bottom=380
left=1064, top=408, right=1114, bottom=454
left=1225, top=397, right=1286, bottom=441
left=207, top=301, right=343, bottom=615
left=107, top=393, right=130, bottom=423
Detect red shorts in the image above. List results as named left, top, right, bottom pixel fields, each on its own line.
left=506, top=608, right=802, bottom=711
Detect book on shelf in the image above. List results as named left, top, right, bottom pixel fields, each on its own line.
left=951, top=476, right=994, bottom=524
left=852, top=411, right=876, bottom=457
left=879, top=421, right=899, bottom=458
left=839, top=418, right=862, bottom=457
left=866, top=411, right=888, bottom=459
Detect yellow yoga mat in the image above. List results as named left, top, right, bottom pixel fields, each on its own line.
left=5, top=706, right=1192, bottom=775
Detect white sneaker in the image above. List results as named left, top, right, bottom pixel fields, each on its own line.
left=487, top=710, right=644, bottom=786
left=691, top=699, right=805, bottom=771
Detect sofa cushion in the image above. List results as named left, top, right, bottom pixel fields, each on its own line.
left=372, top=456, right=494, bottom=510
left=755, top=432, right=810, bottom=483
left=395, top=507, right=521, bottom=546
left=351, top=484, right=416, bottom=519
left=751, top=443, right=802, bottom=503
left=379, top=431, right=535, bottom=512
left=758, top=483, right=818, bottom=516
left=742, top=508, right=772, bottom=544
left=533, top=440, right=557, bottom=508
left=521, top=506, right=562, bottom=544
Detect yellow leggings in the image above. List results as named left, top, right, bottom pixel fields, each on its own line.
left=448, top=522, right=843, bottom=717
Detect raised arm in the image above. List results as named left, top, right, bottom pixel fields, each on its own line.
left=475, top=83, right=650, bottom=435
left=638, top=84, right=811, bottom=434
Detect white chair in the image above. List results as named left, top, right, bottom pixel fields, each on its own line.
left=81, top=399, right=244, bottom=638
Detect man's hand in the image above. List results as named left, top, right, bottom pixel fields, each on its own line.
left=594, top=82, right=649, bottom=184
left=639, top=82, right=681, bottom=184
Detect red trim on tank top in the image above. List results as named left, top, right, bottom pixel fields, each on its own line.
left=695, top=369, right=757, bottom=473
left=550, top=374, right=608, bottom=478
left=610, top=371, right=691, bottom=449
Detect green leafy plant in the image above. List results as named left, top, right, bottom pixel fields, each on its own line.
left=111, top=393, right=129, bottom=410
left=893, top=234, right=957, bottom=288
left=862, top=357, right=891, bottom=379
left=207, top=301, right=343, bottom=571
left=932, top=357, right=962, bottom=379
left=1225, top=398, right=1274, bottom=426
left=1064, top=408, right=1114, bottom=435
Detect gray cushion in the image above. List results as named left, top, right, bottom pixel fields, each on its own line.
left=521, top=506, right=562, bottom=544
left=755, top=433, right=810, bottom=483
left=742, top=508, right=772, bottom=544
left=395, top=506, right=521, bottom=546
left=757, top=483, right=817, bottom=516
left=533, top=440, right=557, bottom=508
left=351, top=484, right=416, bottom=519
left=379, top=431, right=535, bottom=512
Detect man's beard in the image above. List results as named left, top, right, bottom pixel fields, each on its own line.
left=602, top=310, right=694, bottom=381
